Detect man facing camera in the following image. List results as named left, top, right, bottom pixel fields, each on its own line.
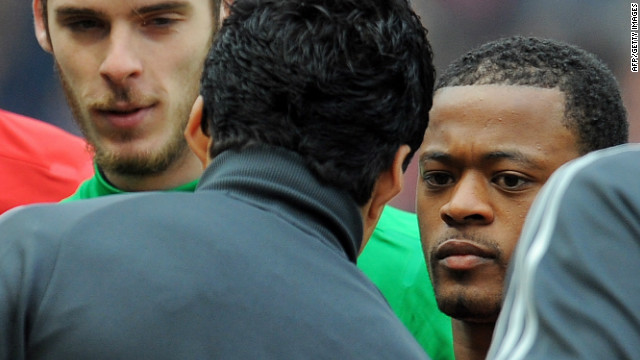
left=416, top=36, right=628, bottom=360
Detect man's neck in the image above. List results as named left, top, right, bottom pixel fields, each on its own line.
left=451, top=318, right=495, bottom=360
left=102, top=151, right=203, bottom=192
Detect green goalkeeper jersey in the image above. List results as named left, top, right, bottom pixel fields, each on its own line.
left=358, top=206, right=454, bottom=360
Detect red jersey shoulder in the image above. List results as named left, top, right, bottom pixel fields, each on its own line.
left=0, top=109, right=94, bottom=213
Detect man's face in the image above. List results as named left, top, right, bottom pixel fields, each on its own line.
left=417, top=85, right=580, bottom=323
left=36, top=0, right=214, bottom=176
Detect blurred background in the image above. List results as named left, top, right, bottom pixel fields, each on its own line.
left=1, top=0, right=637, bottom=212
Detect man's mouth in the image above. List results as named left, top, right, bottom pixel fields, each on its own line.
left=435, top=239, right=496, bottom=271
left=94, top=104, right=153, bottom=129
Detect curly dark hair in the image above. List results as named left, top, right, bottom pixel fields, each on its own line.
left=437, top=36, right=628, bottom=154
left=200, top=0, right=435, bottom=205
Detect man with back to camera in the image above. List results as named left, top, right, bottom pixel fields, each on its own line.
left=0, top=0, right=436, bottom=358
left=415, top=36, right=628, bottom=360
left=33, top=0, right=454, bottom=357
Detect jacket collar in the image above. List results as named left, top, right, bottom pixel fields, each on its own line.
left=196, top=146, right=363, bottom=262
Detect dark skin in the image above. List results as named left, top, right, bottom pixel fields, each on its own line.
left=417, top=85, right=581, bottom=360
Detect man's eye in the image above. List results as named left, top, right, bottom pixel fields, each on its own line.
left=422, top=172, right=454, bottom=188
left=142, top=16, right=180, bottom=28
left=493, top=173, right=530, bottom=191
left=65, top=18, right=104, bottom=32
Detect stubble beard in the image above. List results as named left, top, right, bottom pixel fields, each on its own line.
left=432, top=284, right=502, bottom=323
left=56, top=62, right=193, bottom=177
left=427, top=234, right=505, bottom=323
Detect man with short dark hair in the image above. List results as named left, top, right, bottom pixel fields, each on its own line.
left=416, top=36, right=628, bottom=360
left=0, top=0, right=435, bottom=357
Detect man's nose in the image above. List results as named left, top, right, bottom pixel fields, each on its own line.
left=440, top=172, right=494, bottom=226
left=99, top=25, right=143, bottom=86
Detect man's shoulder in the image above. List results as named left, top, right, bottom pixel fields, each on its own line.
left=0, top=109, right=93, bottom=197
left=573, top=143, right=640, bottom=182
left=1, top=192, right=194, bottom=249
left=5, top=193, right=147, bottom=224
left=539, top=143, right=640, bottom=213
left=0, top=109, right=89, bottom=154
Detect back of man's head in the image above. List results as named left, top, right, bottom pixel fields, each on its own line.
left=200, top=0, right=435, bottom=205
left=437, top=36, right=628, bottom=153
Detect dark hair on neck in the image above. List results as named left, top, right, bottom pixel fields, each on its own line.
left=200, top=0, right=435, bottom=205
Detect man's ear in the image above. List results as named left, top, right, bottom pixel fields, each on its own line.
left=185, top=96, right=212, bottom=169
left=219, top=0, right=232, bottom=25
left=33, top=0, right=52, bottom=53
left=360, top=145, right=411, bottom=252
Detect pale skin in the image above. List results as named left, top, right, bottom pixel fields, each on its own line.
left=185, top=96, right=409, bottom=253
left=416, top=85, right=582, bottom=360
left=33, top=0, right=215, bottom=191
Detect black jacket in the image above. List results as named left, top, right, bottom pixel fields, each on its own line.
left=0, top=146, right=429, bottom=359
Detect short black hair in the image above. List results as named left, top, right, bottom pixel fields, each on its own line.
left=437, top=36, right=628, bottom=154
left=200, top=0, right=435, bottom=205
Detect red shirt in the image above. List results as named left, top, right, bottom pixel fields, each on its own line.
left=0, top=109, right=93, bottom=214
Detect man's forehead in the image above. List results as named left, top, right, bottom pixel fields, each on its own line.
left=428, top=84, right=566, bottom=130
left=431, top=84, right=564, bottom=111
left=420, top=84, right=577, bottom=167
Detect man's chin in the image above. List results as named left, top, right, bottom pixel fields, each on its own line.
left=104, top=160, right=170, bottom=176
left=452, top=314, right=499, bottom=324
left=94, top=151, right=173, bottom=176
left=437, top=296, right=501, bottom=323
left=93, top=139, right=189, bottom=176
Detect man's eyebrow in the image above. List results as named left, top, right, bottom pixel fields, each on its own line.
left=484, top=150, right=543, bottom=169
left=419, top=150, right=543, bottom=169
left=55, top=7, right=105, bottom=19
left=419, top=151, right=451, bottom=164
left=54, top=2, right=190, bottom=19
left=134, top=1, right=192, bottom=15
